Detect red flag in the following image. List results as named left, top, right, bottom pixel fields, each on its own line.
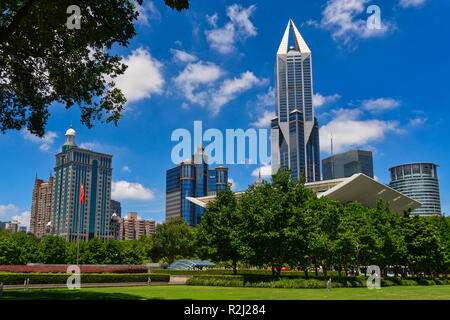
left=80, top=183, right=85, bottom=204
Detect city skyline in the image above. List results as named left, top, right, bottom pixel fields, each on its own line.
left=0, top=0, right=449, bottom=226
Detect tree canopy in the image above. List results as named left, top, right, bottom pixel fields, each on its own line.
left=0, top=0, right=189, bottom=137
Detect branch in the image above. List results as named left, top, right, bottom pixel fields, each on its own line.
left=0, top=0, right=36, bottom=44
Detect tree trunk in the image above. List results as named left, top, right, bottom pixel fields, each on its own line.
left=304, top=268, right=309, bottom=279
left=232, top=259, right=237, bottom=275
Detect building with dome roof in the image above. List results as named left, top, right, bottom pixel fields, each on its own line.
left=52, top=126, right=114, bottom=241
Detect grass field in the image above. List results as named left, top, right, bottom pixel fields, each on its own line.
left=3, top=285, right=450, bottom=300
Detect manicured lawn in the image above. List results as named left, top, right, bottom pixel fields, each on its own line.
left=3, top=285, right=450, bottom=300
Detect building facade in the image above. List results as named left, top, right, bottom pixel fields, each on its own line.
left=271, top=19, right=320, bottom=182
left=166, top=146, right=228, bottom=227
left=322, top=149, right=374, bottom=180
left=52, top=126, right=113, bottom=241
left=30, top=175, right=54, bottom=238
left=110, top=199, right=121, bottom=218
left=389, top=163, right=441, bottom=216
left=110, top=212, right=156, bottom=240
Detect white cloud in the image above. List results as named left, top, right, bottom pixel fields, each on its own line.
left=137, top=1, right=161, bottom=25
left=174, top=61, right=264, bottom=114
left=122, top=166, right=131, bottom=173
left=114, top=48, right=164, bottom=103
left=12, top=211, right=30, bottom=229
left=206, top=13, right=219, bottom=27
left=252, top=164, right=272, bottom=178
left=228, top=178, right=238, bottom=191
left=256, top=87, right=275, bottom=108
left=0, top=204, right=20, bottom=217
left=210, top=71, right=266, bottom=114
left=408, top=117, right=428, bottom=127
left=362, top=98, right=401, bottom=113
left=314, top=93, right=341, bottom=107
left=320, top=108, right=401, bottom=153
left=21, top=129, right=58, bottom=151
left=250, top=110, right=275, bottom=128
left=399, top=0, right=429, bottom=8
left=112, top=181, right=155, bottom=200
left=205, top=4, right=257, bottom=54
left=79, top=142, right=98, bottom=150
left=170, top=49, right=198, bottom=63
left=173, top=61, right=223, bottom=105
left=312, top=0, right=394, bottom=45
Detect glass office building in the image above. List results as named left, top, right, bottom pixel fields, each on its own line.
left=322, top=149, right=374, bottom=180
left=52, top=127, right=113, bottom=241
left=271, top=19, right=320, bottom=182
left=389, top=163, right=441, bottom=216
left=166, top=146, right=228, bottom=227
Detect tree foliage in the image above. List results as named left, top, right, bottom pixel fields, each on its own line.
left=195, top=184, right=242, bottom=274
left=151, top=217, right=195, bottom=264
left=0, top=0, right=189, bottom=137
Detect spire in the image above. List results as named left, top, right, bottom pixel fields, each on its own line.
left=277, top=19, right=311, bottom=55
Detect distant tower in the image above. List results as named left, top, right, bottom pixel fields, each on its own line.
left=270, top=19, right=320, bottom=182
left=389, top=163, right=441, bottom=216
left=30, top=174, right=54, bottom=238
left=165, top=146, right=229, bottom=227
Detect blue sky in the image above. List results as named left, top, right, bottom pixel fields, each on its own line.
left=1, top=0, right=449, bottom=227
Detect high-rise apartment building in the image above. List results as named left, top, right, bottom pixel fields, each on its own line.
left=166, top=146, right=228, bottom=227
left=52, top=126, right=113, bottom=241
left=30, top=174, right=54, bottom=238
left=389, top=163, right=442, bottom=216
left=110, top=212, right=155, bottom=240
left=271, top=19, right=320, bottom=182
left=322, top=150, right=374, bottom=180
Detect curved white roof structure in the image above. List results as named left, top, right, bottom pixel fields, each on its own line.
left=186, top=174, right=421, bottom=214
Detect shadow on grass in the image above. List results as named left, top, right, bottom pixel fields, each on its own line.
left=2, top=289, right=143, bottom=300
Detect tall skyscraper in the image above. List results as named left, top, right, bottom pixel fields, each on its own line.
left=52, top=126, right=113, bottom=241
left=389, top=163, right=442, bottom=216
left=166, top=146, right=228, bottom=227
left=271, top=19, right=320, bottom=182
left=30, top=174, right=54, bottom=238
left=322, top=149, right=374, bottom=180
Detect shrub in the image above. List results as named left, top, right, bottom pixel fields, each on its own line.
left=0, top=273, right=169, bottom=285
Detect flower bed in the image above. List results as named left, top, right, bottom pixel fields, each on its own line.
left=0, top=265, right=148, bottom=274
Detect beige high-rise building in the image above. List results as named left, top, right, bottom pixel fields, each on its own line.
left=30, top=175, right=54, bottom=238
left=112, top=212, right=155, bottom=240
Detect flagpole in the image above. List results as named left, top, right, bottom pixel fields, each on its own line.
left=76, top=183, right=83, bottom=265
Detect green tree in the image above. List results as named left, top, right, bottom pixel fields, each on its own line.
left=195, top=184, right=242, bottom=275
left=122, top=240, right=143, bottom=264
left=238, top=169, right=317, bottom=276
left=306, top=197, right=343, bottom=277
left=0, top=0, right=189, bottom=137
left=136, top=235, right=153, bottom=263
left=151, top=217, right=195, bottom=264
left=39, top=235, right=67, bottom=264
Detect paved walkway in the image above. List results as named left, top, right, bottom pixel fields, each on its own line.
left=3, top=282, right=171, bottom=290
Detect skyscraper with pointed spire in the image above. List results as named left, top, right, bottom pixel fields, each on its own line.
left=271, top=19, right=320, bottom=182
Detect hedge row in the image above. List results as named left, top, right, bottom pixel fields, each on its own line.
left=0, top=265, right=148, bottom=274
left=151, top=269, right=341, bottom=277
left=186, top=275, right=450, bottom=289
left=0, top=273, right=170, bottom=285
